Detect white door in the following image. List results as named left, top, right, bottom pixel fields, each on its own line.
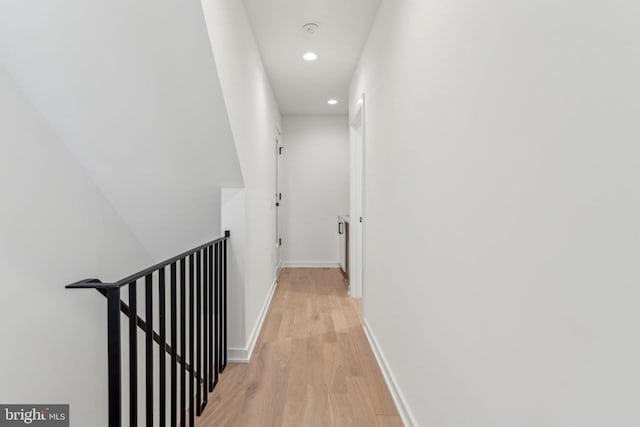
left=275, top=130, right=282, bottom=270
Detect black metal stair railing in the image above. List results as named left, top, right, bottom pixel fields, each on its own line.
left=67, top=231, right=229, bottom=427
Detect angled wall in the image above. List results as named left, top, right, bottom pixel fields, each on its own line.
left=0, top=0, right=243, bottom=261
left=0, top=64, right=153, bottom=427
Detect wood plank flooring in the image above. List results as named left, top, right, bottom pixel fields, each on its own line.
left=195, top=268, right=402, bottom=427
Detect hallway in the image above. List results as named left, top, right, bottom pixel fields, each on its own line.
left=196, top=268, right=401, bottom=426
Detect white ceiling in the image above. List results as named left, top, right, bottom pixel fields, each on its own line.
left=242, top=0, right=382, bottom=115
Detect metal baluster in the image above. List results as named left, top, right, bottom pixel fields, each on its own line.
left=170, top=263, right=177, bottom=427
left=203, top=246, right=209, bottom=408
left=180, top=259, right=186, bottom=427
left=189, top=255, right=195, bottom=427
left=106, top=287, right=122, bottom=427
left=145, top=274, right=153, bottom=427
left=129, top=282, right=138, bottom=427
left=222, top=236, right=228, bottom=371
left=196, top=251, right=202, bottom=416
left=215, top=243, right=220, bottom=377
left=159, top=269, right=166, bottom=427
left=208, top=245, right=215, bottom=391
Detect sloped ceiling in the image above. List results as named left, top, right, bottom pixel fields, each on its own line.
left=0, top=0, right=243, bottom=260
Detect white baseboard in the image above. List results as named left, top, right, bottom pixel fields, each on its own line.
left=363, top=320, right=418, bottom=427
left=227, top=346, right=249, bottom=362
left=281, top=261, right=340, bottom=268
left=227, top=276, right=279, bottom=363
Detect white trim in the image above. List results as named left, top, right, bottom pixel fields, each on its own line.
left=363, top=320, right=418, bottom=427
left=280, top=261, right=340, bottom=268
left=227, top=277, right=279, bottom=363
left=227, top=346, right=250, bottom=362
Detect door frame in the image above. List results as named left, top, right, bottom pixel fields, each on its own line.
left=349, top=94, right=365, bottom=300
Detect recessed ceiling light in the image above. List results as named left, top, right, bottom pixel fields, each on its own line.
left=328, top=99, right=338, bottom=105
left=303, top=52, right=318, bottom=61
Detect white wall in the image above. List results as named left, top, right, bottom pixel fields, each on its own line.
left=281, top=115, right=350, bottom=266
left=351, top=1, right=640, bottom=426
left=0, top=64, right=152, bottom=427
left=0, top=0, right=243, bottom=261
left=201, top=0, right=282, bottom=358
left=221, top=188, right=247, bottom=349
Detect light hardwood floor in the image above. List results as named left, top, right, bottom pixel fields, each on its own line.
left=195, top=268, right=402, bottom=427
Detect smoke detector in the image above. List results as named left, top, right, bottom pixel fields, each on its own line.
left=302, top=23, right=319, bottom=35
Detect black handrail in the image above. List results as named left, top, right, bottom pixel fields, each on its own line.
left=67, top=231, right=229, bottom=289
left=67, top=231, right=229, bottom=427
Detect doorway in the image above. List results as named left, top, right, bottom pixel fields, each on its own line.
left=350, top=95, right=365, bottom=301
left=275, top=128, right=282, bottom=272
